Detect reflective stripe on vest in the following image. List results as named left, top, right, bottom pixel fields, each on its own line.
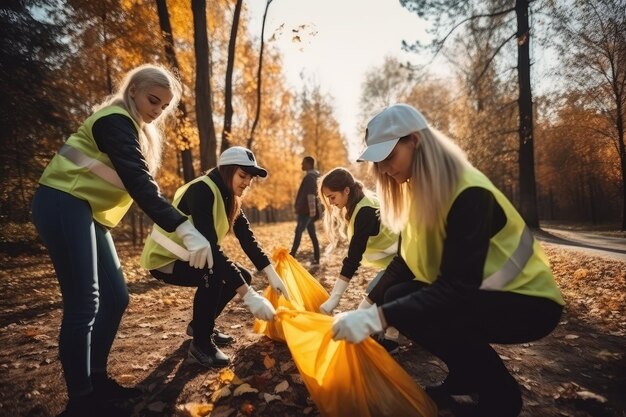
left=150, top=228, right=190, bottom=262
left=480, top=225, right=533, bottom=290
left=364, top=241, right=398, bottom=262
left=59, top=143, right=125, bottom=190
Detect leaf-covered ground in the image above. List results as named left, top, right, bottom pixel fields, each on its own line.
left=0, top=221, right=624, bottom=417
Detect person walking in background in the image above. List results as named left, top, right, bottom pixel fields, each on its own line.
left=31, top=64, right=214, bottom=417
left=317, top=167, right=400, bottom=352
left=290, top=156, right=321, bottom=265
left=331, top=104, right=565, bottom=417
left=141, top=146, right=290, bottom=368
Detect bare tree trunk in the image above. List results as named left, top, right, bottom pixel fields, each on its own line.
left=247, top=0, right=272, bottom=150
left=192, top=0, right=218, bottom=170
left=155, top=0, right=195, bottom=182
left=221, top=0, right=243, bottom=153
left=515, top=0, right=539, bottom=228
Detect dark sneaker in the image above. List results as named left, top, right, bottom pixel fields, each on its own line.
left=375, top=337, right=400, bottom=354
left=92, top=373, right=142, bottom=401
left=186, top=323, right=234, bottom=346
left=212, top=329, right=234, bottom=346
left=187, top=341, right=230, bottom=368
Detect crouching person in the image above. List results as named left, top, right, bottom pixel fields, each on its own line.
left=141, top=146, right=290, bottom=367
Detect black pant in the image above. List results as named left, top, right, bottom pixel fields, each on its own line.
left=150, top=262, right=252, bottom=345
left=384, top=281, right=562, bottom=414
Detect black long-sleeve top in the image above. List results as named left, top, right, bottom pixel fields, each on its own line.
left=174, top=169, right=271, bottom=286
left=340, top=206, right=381, bottom=279
left=92, top=114, right=186, bottom=232
left=372, top=187, right=506, bottom=325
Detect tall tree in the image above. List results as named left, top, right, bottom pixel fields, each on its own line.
left=248, top=0, right=273, bottom=150
left=551, top=0, right=626, bottom=229
left=192, top=0, right=218, bottom=170
left=299, top=83, right=349, bottom=173
left=0, top=0, right=69, bottom=221
left=221, top=0, right=243, bottom=153
left=400, top=0, right=541, bottom=227
left=155, top=0, right=195, bottom=181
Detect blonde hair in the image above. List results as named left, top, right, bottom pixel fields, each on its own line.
left=319, top=167, right=368, bottom=254
left=94, top=64, right=182, bottom=176
left=375, top=127, right=471, bottom=233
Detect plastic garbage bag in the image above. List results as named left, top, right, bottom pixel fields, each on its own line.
left=277, top=309, right=438, bottom=417
left=253, top=248, right=329, bottom=341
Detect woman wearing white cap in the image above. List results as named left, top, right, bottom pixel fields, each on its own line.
left=331, top=104, right=564, bottom=417
left=141, top=146, right=290, bottom=368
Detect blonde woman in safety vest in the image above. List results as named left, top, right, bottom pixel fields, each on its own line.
left=141, top=146, right=289, bottom=369
left=331, top=104, right=565, bottom=417
left=317, top=167, right=400, bottom=353
left=31, top=65, right=215, bottom=417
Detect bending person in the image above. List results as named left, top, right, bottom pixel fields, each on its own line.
left=32, top=64, right=209, bottom=417
left=332, top=104, right=564, bottom=417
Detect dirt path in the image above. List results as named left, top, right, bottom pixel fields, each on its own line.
left=0, top=221, right=624, bottom=417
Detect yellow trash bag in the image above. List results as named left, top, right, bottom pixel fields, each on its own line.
left=253, top=248, right=329, bottom=341
left=277, top=309, right=438, bottom=417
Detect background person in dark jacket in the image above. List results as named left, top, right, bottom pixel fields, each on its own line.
left=290, top=156, right=321, bottom=264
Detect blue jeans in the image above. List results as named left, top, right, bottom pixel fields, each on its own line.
left=32, top=185, right=128, bottom=397
left=290, top=214, right=320, bottom=261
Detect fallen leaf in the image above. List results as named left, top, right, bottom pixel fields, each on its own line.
left=575, top=390, right=607, bottom=403
left=263, top=355, right=276, bottom=369
left=274, top=380, right=289, bottom=393
left=263, top=393, right=282, bottom=403
left=218, top=368, right=235, bottom=383
left=233, top=383, right=258, bottom=396
left=178, top=402, right=213, bottom=417
left=211, top=386, right=231, bottom=403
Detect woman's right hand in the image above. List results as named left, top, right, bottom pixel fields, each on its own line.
left=175, top=220, right=213, bottom=269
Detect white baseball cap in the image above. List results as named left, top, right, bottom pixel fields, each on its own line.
left=357, top=103, right=429, bottom=162
left=218, top=146, right=268, bottom=177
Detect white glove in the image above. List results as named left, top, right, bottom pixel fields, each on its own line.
left=175, top=220, right=213, bottom=269
left=263, top=265, right=291, bottom=301
left=332, top=305, right=384, bottom=344
left=320, top=277, right=350, bottom=315
left=357, top=297, right=374, bottom=309
left=242, top=287, right=276, bottom=321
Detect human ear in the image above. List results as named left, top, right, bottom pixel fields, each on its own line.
left=129, top=84, right=136, bottom=99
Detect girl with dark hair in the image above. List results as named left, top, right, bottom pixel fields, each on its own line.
left=141, top=146, right=289, bottom=369
left=318, top=168, right=398, bottom=321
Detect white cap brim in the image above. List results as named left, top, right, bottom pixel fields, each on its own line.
left=356, top=138, right=400, bottom=162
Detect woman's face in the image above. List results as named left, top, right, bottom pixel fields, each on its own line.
left=322, top=186, right=350, bottom=209
left=231, top=168, right=254, bottom=197
left=131, top=85, right=173, bottom=124
left=376, top=135, right=418, bottom=184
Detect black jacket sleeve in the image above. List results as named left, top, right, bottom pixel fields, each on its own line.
left=92, top=114, right=186, bottom=232
left=177, top=179, right=247, bottom=287
left=340, top=206, right=380, bottom=279
left=381, top=187, right=506, bottom=325
left=233, top=210, right=271, bottom=271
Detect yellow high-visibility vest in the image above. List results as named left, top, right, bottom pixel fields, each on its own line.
left=141, top=176, right=228, bottom=270
left=400, top=167, right=564, bottom=305
left=39, top=105, right=137, bottom=228
left=347, top=195, right=399, bottom=269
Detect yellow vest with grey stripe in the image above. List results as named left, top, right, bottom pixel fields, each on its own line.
left=140, top=176, right=229, bottom=270
left=401, top=167, right=564, bottom=305
left=347, top=195, right=399, bottom=269
left=38, top=105, right=137, bottom=228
